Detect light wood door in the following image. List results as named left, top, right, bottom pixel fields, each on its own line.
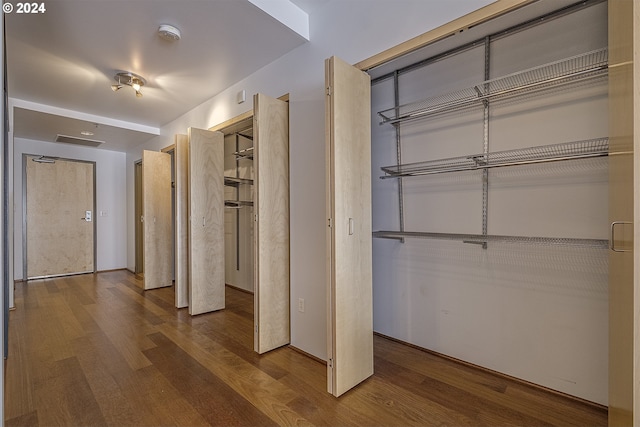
left=188, top=128, right=225, bottom=315
left=325, top=56, right=373, bottom=397
left=25, top=156, right=94, bottom=278
left=142, top=150, right=172, bottom=290
left=608, top=0, right=639, bottom=424
left=174, top=134, right=189, bottom=308
left=253, top=93, right=290, bottom=354
left=134, top=161, right=143, bottom=275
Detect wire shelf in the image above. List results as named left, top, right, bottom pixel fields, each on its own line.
left=373, top=230, right=608, bottom=248
left=224, top=200, right=253, bottom=208
left=234, top=147, right=254, bottom=160
left=378, top=48, right=608, bottom=125
left=224, top=176, right=254, bottom=186
left=380, top=137, right=608, bottom=178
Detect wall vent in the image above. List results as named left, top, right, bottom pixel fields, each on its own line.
left=55, top=134, right=105, bottom=147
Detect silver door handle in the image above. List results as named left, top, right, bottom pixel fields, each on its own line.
left=610, top=221, right=632, bottom=252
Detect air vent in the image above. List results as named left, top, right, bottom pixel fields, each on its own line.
left=55, top=134, right=105, bottom=147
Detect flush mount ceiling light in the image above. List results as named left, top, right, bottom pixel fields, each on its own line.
left=111, top=72, right=146, bottom=98
left=158, top=24, right=181, bottom=41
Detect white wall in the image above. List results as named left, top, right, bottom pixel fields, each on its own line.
left=371, top=2, right=608, bottom=404
left=14, top=138, right=127, bottom=280
left=126, top=0, right=494, bottom=360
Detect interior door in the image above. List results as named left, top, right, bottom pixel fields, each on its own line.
left=325, top=56, right=373, bottom=396
left=607, top=0, right=638, bottom=424
left=188, top=128, right=225, bottom=315
left=174, top=134, right=189, bottom=308
left=142, top=150, right=172, bottom=290
left=253, top=93, right=290, bottom=354
left=25, top=156, right=94, bottom=278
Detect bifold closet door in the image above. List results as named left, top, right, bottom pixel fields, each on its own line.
left=325, top=56, right=372, bottom=397
left=607, top=0, right=638, bottom=424
left=253, top=93, right=290, bottom=354
left=142, top=150, right=172, bottom=290
left=188, top=128, right=225, bottom=315
left=174, top=134, right=189, bottom=308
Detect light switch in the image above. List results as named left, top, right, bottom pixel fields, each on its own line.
left=85, top=211, right=92, bottom=222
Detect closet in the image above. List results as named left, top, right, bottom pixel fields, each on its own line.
left=210, top=93, right=290, bottom=354
left=327, top=0, right=638, bottom=416
left=371, top=0, right=608, bottom=404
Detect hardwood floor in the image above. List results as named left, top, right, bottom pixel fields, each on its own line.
left=5, top=270, right=607, bottom=426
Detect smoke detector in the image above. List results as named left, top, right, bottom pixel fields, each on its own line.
left=158, top=24, right=181, bottom=41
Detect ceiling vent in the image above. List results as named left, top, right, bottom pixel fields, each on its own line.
left=55, top=134, right=105, bottom=147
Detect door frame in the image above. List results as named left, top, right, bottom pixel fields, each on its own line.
left=134, top=159, right=143, bottom=275
left=22, top=154, right=97, bottom=279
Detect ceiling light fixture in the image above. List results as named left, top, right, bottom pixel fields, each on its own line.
left=158, top=24, right=181, bottom=41
left=80, top=131, right=94, bottom=136
left=111, top=72, right=146, bottom=98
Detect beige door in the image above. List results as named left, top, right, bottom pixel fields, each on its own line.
left=607, top=0, right=639, bottom=424
left=325, top=56, right=373, bottom=397
left=188, top=128, right=225, bottom=315
left=253, top=93, right=290, bottom=354
left=174, top=134, right=189, bottom=308
left=25, top=156, right=95, bottom=279
left=142, top=150, right=172, bottom=290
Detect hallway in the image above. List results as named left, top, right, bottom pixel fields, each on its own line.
left=4, top=271, right=607, bottom=426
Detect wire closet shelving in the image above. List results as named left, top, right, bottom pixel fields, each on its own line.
left=380, top=138, right=609, bottom=178
left=377, top=48, right=608, bottom=126
left=374, top=47, right=609, bottom=248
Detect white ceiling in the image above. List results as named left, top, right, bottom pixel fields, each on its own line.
left=6, top=0, right=317, bottom=152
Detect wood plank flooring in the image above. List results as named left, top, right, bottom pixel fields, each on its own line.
left=4, top=270, right=607, bottom=426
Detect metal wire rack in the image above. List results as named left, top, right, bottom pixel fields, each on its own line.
left=233, top=147, right=254, bottom=160
left=373, top=230, right=608, bottom=248
left=224, top=200, right=253, bottom=208
left=224, top=176, right=254, bottom=186
left=378, top=48, right=608, bottom=125
left=380, top=137, right=608, bottom=178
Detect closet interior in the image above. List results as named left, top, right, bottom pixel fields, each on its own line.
left=368, top=0, right=609, bottom=405
left=221, top=117, right=255, bottom=294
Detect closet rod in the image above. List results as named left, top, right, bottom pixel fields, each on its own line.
left=373, top=230, right=608, bottom=248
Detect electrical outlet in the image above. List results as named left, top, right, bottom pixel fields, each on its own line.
left=298, top=298, right=305, bottom=313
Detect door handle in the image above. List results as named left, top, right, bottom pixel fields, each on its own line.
left=610, top=221, right=632, bottom=252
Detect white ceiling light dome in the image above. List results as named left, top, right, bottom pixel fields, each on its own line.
left=158, top=24, right=181, bottom=41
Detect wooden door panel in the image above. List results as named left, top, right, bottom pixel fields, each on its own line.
left=607, top=0, right=638, bottom=424
left=188, top=128, right=225, bottom=315
left=142, top=150, right=172, bottom=290
left=174, top=134, right=189, bottom=308
left=254, top=93, right=290, bottom=354
left=325, top=56, right=373, bottom=396
left=26, top=157, right=94, bottom=278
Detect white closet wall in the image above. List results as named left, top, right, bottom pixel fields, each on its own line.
left=371, top=2, right=608, bottom=405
